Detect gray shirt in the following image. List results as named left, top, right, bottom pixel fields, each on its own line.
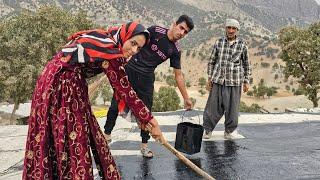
left=207, top=36, right=251, bottom=86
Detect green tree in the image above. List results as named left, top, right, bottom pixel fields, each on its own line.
left=198, top=77, right=206, bottom=88
left=90, top=90, right=99, bottom=105
left=239, top=101, right=261, bottom=113
left=285, top=85, right=290, bottom=91
left=294, top=86, right=305, bottom=96
left=166, top=75, right=176, bottom=87
left=260, top=62, right=270, bottom=68
left=153, top=87, right=180, bottom=112
left=266, top=87, right=278, bottom=98
left=252, top=85, right=257, bottom=95
left=249, top=77, right=254, bottom=84
left=256, top=85, right=267, bottom=98
left=272, top=62, right=279, bottom=71
left=100, top=83, right=113, bottom=105
left=186, top=50, right=190, bottom=57
left=255, top=79, right=267, bottom=98
left=0, top=5, right=94, bottom=123
left=289, top=80, right=294, bottom=85
left=186, top=81, right=191, bottom=88
left=192, top=51, right=196, bottom=58
left=279, top=22, right=320, bottom=107
left=198, top=89, right=206, bottom=96
left=246, top=91, right=254, bottom=97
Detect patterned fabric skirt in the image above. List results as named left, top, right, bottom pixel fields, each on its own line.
left=23, top=53, right=120, bottom=180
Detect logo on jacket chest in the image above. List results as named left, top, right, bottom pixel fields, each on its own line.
left=151, top=44, right=167, bottom=60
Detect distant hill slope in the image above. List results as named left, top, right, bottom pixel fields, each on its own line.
left=177, top=0, right=320, bottom=32
left=0, top=0, right=318, bottom=90
left=0, top=0, right=273, bottom=50
left=2, top=0, right=318, bottom=49
left=236, top=0, right=320, bottom=23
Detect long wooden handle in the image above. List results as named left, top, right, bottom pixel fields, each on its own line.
left=161, top=139, right=215, bottom=180
left=145, top=123, right=215, bottom=180
left=89, top=73, right=212, bottom=178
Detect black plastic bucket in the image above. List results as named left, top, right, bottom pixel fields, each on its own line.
left=174, top=121, right=204, bottom=155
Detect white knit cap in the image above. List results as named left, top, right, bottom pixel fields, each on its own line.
left=225, top=19, right=240, bottom=30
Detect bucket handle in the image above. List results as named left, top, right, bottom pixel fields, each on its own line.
left=180, top=110, right=201, bottom=124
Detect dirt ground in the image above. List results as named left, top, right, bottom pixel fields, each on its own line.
left=0, top=106, right=110, bottom=126
left=154, top=81, right=314, bottom=113
left=0, top=111, right=22, bottom=126
left=0, top=84, right=315, bottom=126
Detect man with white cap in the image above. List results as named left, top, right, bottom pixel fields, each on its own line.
left=203, top=18, right=251, bottom=139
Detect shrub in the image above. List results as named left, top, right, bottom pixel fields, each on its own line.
left=198, top=77, right=206, bottom=88
left=153, top=87, right=180, bottom=112
left=261, top=62, right=270, bottom=68
left=166, top=75, right=176, bottom=87
left=285, top=85, right=290, bottom=91
left=16, top=116, right=29, bottom=125
left=186, top=81, right=191, bottom=88
left=239, top=102, right=261, bottom=113
left=294, top=87, right=305, bottom=96
left=198, top=89, right=206, bottom=96
left=246, top=91, right=254, bottom=97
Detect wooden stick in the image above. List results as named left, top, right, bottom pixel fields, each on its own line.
left=144, top=123, right=215, bottom=179
left=89, top=77, right=214, bottom=179
left=161, top=139, right=215, bottom=180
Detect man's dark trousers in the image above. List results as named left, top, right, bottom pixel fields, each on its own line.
left=104, top=65, right=155, bottom=143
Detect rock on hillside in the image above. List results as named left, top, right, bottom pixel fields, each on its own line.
left=177, top=0, right=320, bottom=32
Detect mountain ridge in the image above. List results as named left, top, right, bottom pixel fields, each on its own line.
left=0, top=0, right=319, bottom=91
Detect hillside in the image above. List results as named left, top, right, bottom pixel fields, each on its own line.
left=0, top=0, right=319, bottom=110
left=0, top=0, right=274, bottom=49
left=177, top=0, right=320, bottom=31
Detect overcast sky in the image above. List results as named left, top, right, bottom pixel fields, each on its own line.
left=315, top=0, right=320, bottom=5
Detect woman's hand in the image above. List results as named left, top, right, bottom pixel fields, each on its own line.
left=145, top=118, right=165, bottom=144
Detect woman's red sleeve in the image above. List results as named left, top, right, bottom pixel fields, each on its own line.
left=103, top=58, right=153, bottom=124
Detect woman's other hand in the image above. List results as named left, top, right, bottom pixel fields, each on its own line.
left=145, top=118, right=165, bottom=143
